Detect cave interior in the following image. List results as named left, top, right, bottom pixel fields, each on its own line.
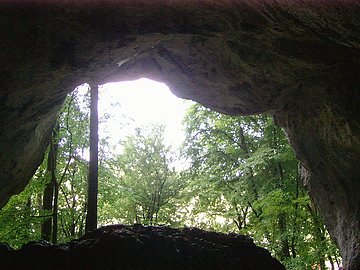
left=0, top=1, right=359, bottom=269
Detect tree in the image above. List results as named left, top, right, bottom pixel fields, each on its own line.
left=181, top=104, right=266, bottom=231
left=85, top=83, right=99, bottom=232
left=0, top=84, right=97, bottom=245
left=0, top=89, right=341, bottom=269
left=181, top=103, right=341, bottom=268
left=38, top=88, right=91, bottom=243
left=0, top=168, right=47, bottom=248
left=54, top=86, right=90, bottom=241
left=110, top=124, right=184, bottom=226
left=41, top=123, right=58, bottom=241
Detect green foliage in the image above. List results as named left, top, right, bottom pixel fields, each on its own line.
left=0, top=90, right=341, bottom=269
left=104, top=124, right=186, bottom=226
left=0, top=86, right=91, bottom=246
left=181, top=103, right=341, bottom=268
left=0, top=164, right=49, bottom=248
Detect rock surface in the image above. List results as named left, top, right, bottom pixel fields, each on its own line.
left=0, top=1, right=359, bottom=268
left=0, top=224, right=285, bottom=270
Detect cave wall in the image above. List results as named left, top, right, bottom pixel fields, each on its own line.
left=0, top=1, right=359, bottom=268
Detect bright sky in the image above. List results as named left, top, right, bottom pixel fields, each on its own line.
left=98, top=78, right=193, bottom=153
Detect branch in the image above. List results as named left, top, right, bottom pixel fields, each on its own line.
left=30, top=214, right=53, bottom=219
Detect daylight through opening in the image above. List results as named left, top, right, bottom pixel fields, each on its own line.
left=0, top=79, right=342, bottom=269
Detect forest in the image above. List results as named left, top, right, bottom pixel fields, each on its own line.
left=0, top=85, right=341, bottom=270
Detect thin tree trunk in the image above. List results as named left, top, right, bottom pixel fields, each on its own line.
left=42, top=126, right=58, bottom=242
left=276, top=161, right=291, bottom=260
left=328, top=255, right=335, bottom=270
left=52, top=181, right=59, bottom=244
left=78, top=203, right=87, bottom=237
left=233, top=204, right=248, bottom=231
left=25, top=197, right=32, bottom=239
left=85, top=83, right=99, bottom=232
left=290, top=169, right=300, bottom=258
left=70, top=173, right=77, bottom=237
left=278, top=213, right=291, bottom=260
left=307, top=203, right=327, bottom=270
left=238, top=125, right=258, bottom=200
left=41, top=181, right=53, bottom=241
left=272, top=125, right=291, bottom=260
left=334, top=256, right=341, bottom=269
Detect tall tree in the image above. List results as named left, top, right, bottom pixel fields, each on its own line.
left=53, top=87, right=90, bottom=241
left=181, top=103, right=340, bottom=269
left=0, top=85, right=92, bottom=246
left=110, top=125, right=184, bottom=226
left=41, top=124, right=58, bottom=241
left=85, top=83, right=99, bottom=232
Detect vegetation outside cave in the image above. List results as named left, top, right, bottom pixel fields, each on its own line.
left=0, top=82, right=341, bottom=269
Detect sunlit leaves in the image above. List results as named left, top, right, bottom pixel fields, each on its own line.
left=105, top=124, right=185, bottom=226
left=181, top=103, right=341, bottom=268
left=0, top=91, right=341, bottom=269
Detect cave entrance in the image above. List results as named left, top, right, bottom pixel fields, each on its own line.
left=0, top=78, right=342, bottom=268
left=1, top=1, right=359, bottom=267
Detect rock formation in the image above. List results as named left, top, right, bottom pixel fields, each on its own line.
left=0, top=224, right=285, bottom=270
left=0, top=1, right=359, bottom=268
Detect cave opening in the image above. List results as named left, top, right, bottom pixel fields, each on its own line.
left=1, top=1, right=359, bottom=268
left=0, top=78, right=342, bottom=269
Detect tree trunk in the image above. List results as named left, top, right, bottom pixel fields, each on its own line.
left=85, top=83, right=99, bottom=232
left=290, top=169, right=300, bottom=258
left=52, top=182, right=59, bottom=244
left=278, top=212, right=291, bottom=260
left=238, top=125, right=258, bottom=200
left=307, top=203, right=327, bottom=270
left=328, top=255, right=335, bottom=270
left=41, top=180, right=53, bottom=241
left=272, top=125, right=291, bottom=260
left=42, top=126, right=58, bottom=242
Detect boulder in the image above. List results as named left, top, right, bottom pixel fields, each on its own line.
left=1, top=224, right=285, bottom=270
